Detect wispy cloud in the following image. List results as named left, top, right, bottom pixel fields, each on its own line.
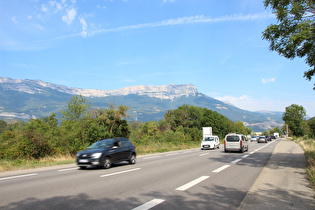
left=62, top=8, right=77, bottom=25
left=215, top=95, right=283, bottom=112
left=11, top=17, right=18, bottom=23
left=92, top=12, right=273, bottom=36
left=1, top=12, right=274, bottom=51
left=262, top=78, right=276, bottom=84
left=79, top=17, right=87, bottom=37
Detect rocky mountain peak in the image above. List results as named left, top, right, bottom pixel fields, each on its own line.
left=0, top=77, right=199, bottom=100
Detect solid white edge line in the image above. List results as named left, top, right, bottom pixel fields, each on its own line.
left=242, top=154, right=249, bottom=158
left=175, top=176, right=209, bottom=191
left=58, top=167, right=79, bottom=172
left=100, top=168, right=141, bottom=178
left=132, top=199, right=165, bottom=210
left=0, top=173, right=38, bottom=181
left=143, top=156, right=161, bottom=160
left=212, top=165, right=231, bottom=173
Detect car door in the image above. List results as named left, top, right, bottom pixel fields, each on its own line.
left=120, top=139, right=133, bottom=160
left=109, top=140, right=123, bottom=162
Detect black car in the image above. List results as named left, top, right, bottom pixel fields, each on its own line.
left=76, top=138, right=136, bottom=169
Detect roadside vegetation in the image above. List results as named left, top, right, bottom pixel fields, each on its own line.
left=292, top=137, right=315, bottom=190
left=0, top=95, right=251, bottom=172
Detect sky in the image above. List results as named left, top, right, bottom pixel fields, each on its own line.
left=0, top=0, right=314, bottom=117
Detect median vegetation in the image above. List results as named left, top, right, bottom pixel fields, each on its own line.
left=0, top=95, right=252, bottom=172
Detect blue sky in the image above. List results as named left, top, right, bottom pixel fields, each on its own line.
left=1, top=0, right=314, bottom=117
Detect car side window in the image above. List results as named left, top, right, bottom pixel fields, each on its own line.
left=113, top=141, right=121, bottom=148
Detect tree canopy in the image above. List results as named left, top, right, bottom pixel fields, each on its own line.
left=282, top=104, right=307, bottom=136
left=262, top=0, right=315, bottom=89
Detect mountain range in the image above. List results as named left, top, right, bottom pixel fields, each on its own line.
left=0, top=77, right=283, bottom=132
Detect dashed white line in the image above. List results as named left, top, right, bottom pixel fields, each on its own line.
left=242, top=154, right=249, bottom=158
left=100, top=168, right=141, bottom=178
left=198, top=153, right=209, bottom=157
left=231, top=159, right=242, bottom=164
left=0, top=173, right=38, bottom=181
left=212, top=165, right=230, bottom=173
left=132, top=199, right=165, bottom=210
left=176, top=176, right=209, bottom=191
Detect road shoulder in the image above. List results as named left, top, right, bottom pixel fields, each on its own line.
left=239, top=139, right=315, bottom=209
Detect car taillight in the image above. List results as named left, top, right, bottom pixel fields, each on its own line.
left=240, top=140, right=242, bottom=147
left=224, top=140, right=226, bottom=146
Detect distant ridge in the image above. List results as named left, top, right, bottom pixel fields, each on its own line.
left=0, top=77, right=198, bottom=100
left=0, top=77, right=284, bottom=131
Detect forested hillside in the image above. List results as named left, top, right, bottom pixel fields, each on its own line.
left=0, top=95, right=251, bottom=163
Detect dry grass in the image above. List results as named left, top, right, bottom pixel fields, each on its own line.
left=294, top=138, right=315, bottom=190
left=0, top=155, right=75, bottom=172
left=0, top=142, right=200, bottom=172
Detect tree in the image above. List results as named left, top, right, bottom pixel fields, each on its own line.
left=61, top=95, right=91, bottom=122
left=282, top=104, right=307, bottom=136
left=262, top=0, right=315, bottom=89
left=307, top=117, right=315, bottom=137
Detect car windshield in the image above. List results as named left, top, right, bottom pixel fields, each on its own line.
left=226, top=136, right=240, bottom=142
left=87, top=139, right=113, bottom=149
left=204, top=137, right=214, bottom=141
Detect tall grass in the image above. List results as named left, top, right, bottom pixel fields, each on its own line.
left=0, top=155, right=75, bottom=172
left=0, top=142, right=201, bottom=172
left=293, top=137, right=315, bottom=190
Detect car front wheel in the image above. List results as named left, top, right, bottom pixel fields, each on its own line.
left=103, top=157, right=111, bottom=169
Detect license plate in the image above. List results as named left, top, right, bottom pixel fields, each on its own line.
left=79, top=159, right=89, bottom=163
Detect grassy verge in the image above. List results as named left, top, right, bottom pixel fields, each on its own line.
left=0, top=141, right=200, bottom=172
left=293, top=137, right=315, bottom=190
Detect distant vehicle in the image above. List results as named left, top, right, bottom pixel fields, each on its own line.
left=201, top=136, right=220, bottom=150
left=224, top=133, right=248, bottom=153
left=265, top=136, right=272, bottom=141
left=76, top=138, right=136, bottom=169
left=271, top=136, right=276, bottom=140
left=250, top=136, right=258, bottom=142
left=257, top=136, right=267, bottom=143
left=273, top=133, right=279, bottom=138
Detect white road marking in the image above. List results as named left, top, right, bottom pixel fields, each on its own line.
left=132, top=199, right=165, bottom=210
left=242, top=155, right=249, bottom=158
left=166, top=153, right=179, bottom=156
left=231, top=159, right=242, bottom=164
left=212, top=165, right=230, bottom=173
left=198, top=153, right=209, bottom=157
left=175, top=176, right=209, bottom=191
left=58, top=167, right=78, bottom=172
left=0, top=173, right=38, bottom=181
left=143, top=156, right=161, bottom=160
left=100, top=168, right=141, bottom=178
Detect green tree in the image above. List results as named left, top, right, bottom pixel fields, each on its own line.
left=61, top=95, right=91, bottom=122
left=308, top=117, right=315, bottom=137
left=262, top=0, right=315, bottom=89
left=0, top=119, right=7, bottom=134
left=282, top=104, right=307, bottom=136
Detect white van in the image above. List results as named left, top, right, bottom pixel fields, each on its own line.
left=224, top=133, right=248, bottom=153
left=201, top=136, right=220, bottom=150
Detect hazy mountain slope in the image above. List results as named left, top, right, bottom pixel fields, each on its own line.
left=0, top=77, right=283, bottom=131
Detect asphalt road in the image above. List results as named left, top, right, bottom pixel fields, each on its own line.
left=0, top=140, right=283, bottom=209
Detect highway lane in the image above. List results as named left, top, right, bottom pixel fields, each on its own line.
left=0, top=140, right=279, bottom=210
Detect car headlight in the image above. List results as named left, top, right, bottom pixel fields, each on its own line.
left=91, top=153, right=102, bottom=158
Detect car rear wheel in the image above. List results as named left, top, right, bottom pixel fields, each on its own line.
left=79, top=166, right=87, bottom=169
left=129, top=154, right=136, bottom=164
left=103, top=157, right=111, bottom=169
